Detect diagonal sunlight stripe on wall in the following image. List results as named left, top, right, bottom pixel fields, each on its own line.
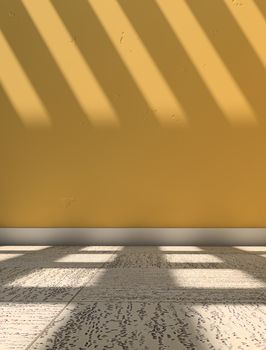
left=89, top=0, right=187, bottom=127
left=157, top=0, right=257, bottom=125
left=23, top=0, right=119, bottom=127
left=225, top=0, right=266, bottom=69
left=0, top=32, right=51, bottom=127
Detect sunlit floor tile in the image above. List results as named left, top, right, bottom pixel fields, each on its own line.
left=235, top=246, right=266, bottom=252
left=170, top=303, right=266, bottom=349
left=55, top=253, right=115, bottom=263
left=80, top=246, right=122, bottom=252
left=0, top=246, right=50, bottom=251
left=159, top=246, right=204, bottom=251
left=0, top=303, right=64, bottom=350
left=164, top=253, right=223, bottom=263
left=0, top=267, right=99, bottom=302
left=168, top=269, right=266, bottom=288
left=0, top=253, right=24, bottom=262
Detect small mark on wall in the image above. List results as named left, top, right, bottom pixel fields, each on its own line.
left=61, top=197, right=76, bottom=209
left=209, top=28, right=219, bottom=36
left=120, top=31, right=125, bottom=44
left=69, top=35, right=77, bottom=45
left=231, top=0, right=243, bottom=7
left=114, top=93, right=120, bottom=101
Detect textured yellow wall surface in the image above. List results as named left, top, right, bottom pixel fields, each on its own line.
left=1, top=0, right=266, bottom=227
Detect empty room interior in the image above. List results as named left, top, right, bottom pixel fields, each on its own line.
left=1, top=0, right=266, bottom=349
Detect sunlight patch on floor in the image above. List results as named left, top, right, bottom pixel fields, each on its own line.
left=169, top=268, right=266, bottom=288
left=0, top=253, right=24, bottom=262
left=55, top=253, right=115, bottom=263
left=159, top=246, right=204, bottom=252
left=164, top=253, right=223, bottom=263
left=79, top=246, right=121, bottom=252
left=0, top=246, right=50, bottom=251
left=235, top=246, right=266, bottom=252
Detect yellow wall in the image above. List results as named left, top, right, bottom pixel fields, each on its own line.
left=1, top=0, right=266, bottom=227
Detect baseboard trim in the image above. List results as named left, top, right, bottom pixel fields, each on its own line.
left=0, top=228, right=266, bottom=245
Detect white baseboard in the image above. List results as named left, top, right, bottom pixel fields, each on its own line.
left=0, top=228, right=265, bottom=245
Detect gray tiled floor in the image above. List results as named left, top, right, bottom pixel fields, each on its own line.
left=0, top=246, right=266, bottom=349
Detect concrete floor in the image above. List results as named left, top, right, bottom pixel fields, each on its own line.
left=0, top=246, right=266, bottom=349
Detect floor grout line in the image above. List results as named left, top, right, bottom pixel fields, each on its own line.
left=24, top=247, right=120, bottom=350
